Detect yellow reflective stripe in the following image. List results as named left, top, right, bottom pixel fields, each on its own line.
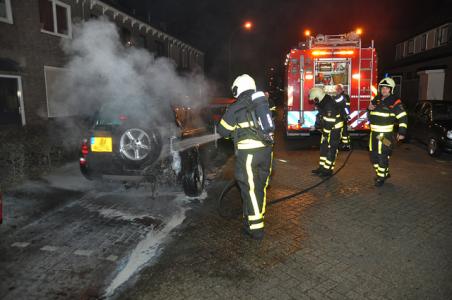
left=399, top=123, right=408, bottom=128
left=377, top=167, right=386, bottom=172
left=371, top=124, right=394, bottom=132
left=246, top=154, right=261, bottom=221
left=370, top=111, right=394, bottom=117
left=334, top=122, right=344, bottom=129
left=323, top=129, right=331, bottom=133
left=369, top=131, right=373, bottom=151
left=396, top=111, right=407, bottom=119
left=250, top=222, right=264, bottom=230
left=237, top=139, right=266, bottom=149
left=262, top=151, right=273, bottom=215
left=248, top=215, right=263, bottom=221
left=378, top=133, right=383, bottom=154
left=323, top=116, right=336, bottom=122
left=238, top=121, right=254, bottom=128
left=270, top=106, right=276, bottom=111
left=220, top=119, right=236, bottom=131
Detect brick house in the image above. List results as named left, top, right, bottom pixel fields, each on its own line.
left=0, top=0, right=204, bottom=126
left=387, top=22, right=451, bottom=109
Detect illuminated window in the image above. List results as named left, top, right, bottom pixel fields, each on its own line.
left=0, top=0, right=13, bottom=24
left=39, top=0, right=71, bottom=38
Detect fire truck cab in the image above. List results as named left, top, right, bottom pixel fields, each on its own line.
left=284, top=31, right=378, bottom=137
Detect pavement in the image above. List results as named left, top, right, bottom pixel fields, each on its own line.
left=1, top=126, right=452, bottom=299
left=120, top=133, right=452, bottom=300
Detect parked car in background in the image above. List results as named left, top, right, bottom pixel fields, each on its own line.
left=408, top=100, right=452, bottom=156
left=79, top=101, right=209, bottom=196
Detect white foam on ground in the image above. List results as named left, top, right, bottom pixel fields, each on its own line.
left=105, top=205, right=188, bottom=297
left=96, top=207, right=153, bottom=222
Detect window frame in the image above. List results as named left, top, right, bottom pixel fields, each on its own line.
left=439, top=25, right=448, bottom=45
left=40, top=0, right=72, bottom=39
left=407, top=39, right=415, bottom=55
left=420, top=33, right=427, bottom=51
left=0, top=0, right=13, bottom=24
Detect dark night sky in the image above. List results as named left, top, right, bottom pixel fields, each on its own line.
left=115, top=0, right=452, bottom=94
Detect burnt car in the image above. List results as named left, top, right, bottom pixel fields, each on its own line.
left=79, top=101, right=208, bottom=196
left=409, top=100, right=452, bottom=156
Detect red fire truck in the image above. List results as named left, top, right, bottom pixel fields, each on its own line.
left=284, top=31, right=378, bottom=137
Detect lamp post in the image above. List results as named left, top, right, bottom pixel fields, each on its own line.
left=228, top=21, right=253, bottom=85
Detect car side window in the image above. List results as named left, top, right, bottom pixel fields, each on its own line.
left=420, top=103, right=432, bottom=123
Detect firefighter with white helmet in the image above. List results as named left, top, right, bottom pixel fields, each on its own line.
left=310, top=86, right=346, bottom=177
left=335, top=84, right=352, bottom=150
left=218, top=74, right=274, bottom=240
left=367, top=77, right=408, bottom=187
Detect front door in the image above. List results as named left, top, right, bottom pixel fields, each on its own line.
left=0, top=75, right=24, bottom=126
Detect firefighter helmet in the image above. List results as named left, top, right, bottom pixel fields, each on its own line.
left=309, top=87, right=325, bottom=101
left=231, top=74, right=256, bottom=98
left=378, top=77, right=396, bottom=93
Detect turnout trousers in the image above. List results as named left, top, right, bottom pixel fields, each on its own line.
left=235, top=146, right=273, bottom=234
left=319, top=127, right=343, bottom=171
left=341, top=123, right=351, bottom=146
left=369, top=131, right=393, bottom=179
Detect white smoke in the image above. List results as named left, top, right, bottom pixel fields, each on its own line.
left=57, top=17, right=213, bottom=122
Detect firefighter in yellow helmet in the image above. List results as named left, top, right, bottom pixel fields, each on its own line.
left=310, top=87, right=346, bottom=177
left=368, top=77, right=408, bottom=187
left=218, top=74, right=274, bottom=240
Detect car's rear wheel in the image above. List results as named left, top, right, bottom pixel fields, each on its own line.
left=181, top=148, right=205, bottom=197
left=428, top=137, right=441, bottom=157
left=118, top=127, right=162, bottom=167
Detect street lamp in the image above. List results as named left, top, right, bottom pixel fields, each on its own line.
left=243, top=21, right=253, bottom=30
left=228, top=21, right=254, bottom=86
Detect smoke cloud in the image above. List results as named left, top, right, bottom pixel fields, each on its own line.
left=57, top=18, right=213, bottom=123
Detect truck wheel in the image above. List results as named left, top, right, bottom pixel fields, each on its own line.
left=182, top=149, right=205, bottom=197
left=427, top=137, right=441, bottom=157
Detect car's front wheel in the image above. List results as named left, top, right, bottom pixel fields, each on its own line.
left=181, top=148, right=205, bottom=197
left=428, top=137, right=441, bottom=157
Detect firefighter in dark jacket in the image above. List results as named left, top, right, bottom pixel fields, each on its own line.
left=335, top=84, right=352, bottom=151
left=311, top=87, right=346, bottom=177
left=368, top=77, right=408, bottom=187
left=217, top=74, right=274, bottom=240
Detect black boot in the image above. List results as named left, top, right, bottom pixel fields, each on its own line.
left=319, top=169, right=333, bottom=177
left=340, top=144, right=351, bottom=151
left=242, top=226, right=264, bottom=240
left=374, top=177, right=385, bottom=187
left=311, top=167, right=323, bottom=174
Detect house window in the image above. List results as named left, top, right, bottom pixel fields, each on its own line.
left=407, top=39, right=414, bottom=55
left=440, top=25, right=448, bottom=45
left=420, top=34, right=427, bottom=51
left=0, top=0, right=13, bottom=24
left=134, top=35, right=146, bottom=48
left=395, top=43, right=402, bottom=60
left=155, top=40, right=165, bottom=57
left=39, top=0, right=71, bottom=38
